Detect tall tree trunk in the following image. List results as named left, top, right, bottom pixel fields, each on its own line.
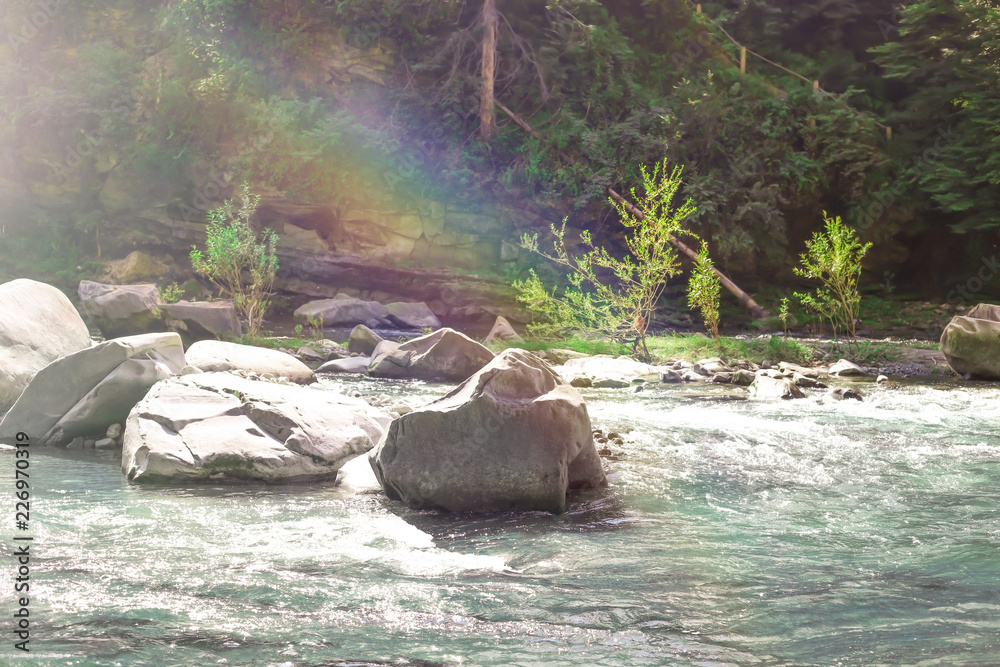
left=480, top=0, right=498, bottom=142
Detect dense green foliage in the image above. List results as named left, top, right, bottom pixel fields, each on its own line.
left=0, top=0, right=997, bottom=302
left=687, top=242, right=722, bottom=338
left=190, top=184, right=278, bottom=336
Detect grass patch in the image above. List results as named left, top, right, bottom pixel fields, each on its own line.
left=491, top=333, right=814, bottom=365
left=486, top=336, right=630, bottom=357
left=235, top=334, right=341, bottom=349
left=646, top=333, right=814, bottom=365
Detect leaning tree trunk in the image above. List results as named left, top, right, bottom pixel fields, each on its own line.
left=480, top=0, right=498, bottom=142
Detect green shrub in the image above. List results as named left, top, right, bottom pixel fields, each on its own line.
left=517, top=159, right=696, bottom=360
left=687, top=241, right=721, bottom=338
left=794, top=212, right=871, bottom=339
left=190, top=184, right=279, bottom=337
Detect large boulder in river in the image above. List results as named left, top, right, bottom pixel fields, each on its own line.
left=367, top=328, right=495, bottom=382
left=123, top=373, right=390, bottom=483
left=162, top=300, right=241, bottom=340
left=941, top=304, right=1000, bottom=378
left=483, top=315, right=523, bottom=344
left=185, top=340, right=315, bottom=384
left=348, top=324, right=383, bottom=356
left=369, top=349, right=607, bottom=513
left=0, top=333, right=184, bottom=446
left=78, top=280, right=162, bottom=337
left=294, top=294, right=389, bottom=328
left=0, top=279, right=93, bottom=415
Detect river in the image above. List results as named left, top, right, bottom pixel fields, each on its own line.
left=1, top=376, right=998, bottom=666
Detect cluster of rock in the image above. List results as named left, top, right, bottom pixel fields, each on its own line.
left=293, top=294, right=441, bottom=330
left=555, top=354, right=868, bottom=401
left=0, top=279, right=603, bottom=513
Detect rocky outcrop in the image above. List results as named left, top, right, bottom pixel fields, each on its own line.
left=941, top=304, right=1000, bottom=378
left=123, top=373, right=390, bottom=483
left=348, top=324, right=383, bottom=355
left=829, top=359, right=867, bottom=377
left=0, top=279, right=93, bottom=415
left=162, top=300, right=241, bottom=340
left=184, top=340, right=315, bottom=384
left=369, top=349, right=607, bottom=512
left=367, top=328, right=495, bottom=382
left=101, top=251, right=171, bottom=284
left=78, top=280, right=161, bottom=337
left=0, top=333, right=184, bottom=446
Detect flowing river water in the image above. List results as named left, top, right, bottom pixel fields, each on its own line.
left=2, top=375, right=999, bottom=666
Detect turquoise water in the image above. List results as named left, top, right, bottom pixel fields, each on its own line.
left=2, top=378, right=999, bottom=666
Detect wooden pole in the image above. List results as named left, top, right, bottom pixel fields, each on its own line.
left=479, top=0, right=497, bottom=142
left=886, top=126, right=892, bottom=141
left=494, top=100, right=771, bottom=320
left=812, top=79, right=820, bottom=95
left=739, top=46, right=746, bottom=74
left=695, top=4, right=701, bottom=13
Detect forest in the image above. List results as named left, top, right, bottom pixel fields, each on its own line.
left=1, top=0, right=998, bottom=313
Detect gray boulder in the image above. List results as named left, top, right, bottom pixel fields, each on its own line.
left=294, top=294, right=389, bottom=328
left=317, top=357, right=371, bottom=374
left=162, top=300, right=241, bottom=340
left=829, top=358, right=867, bottom=377
left=348, top=324, right=383, bottom=355
left=369, top=349, right=607, bottom=512
left=78, top=280, right=162, bottom=337
left=941, top=305, right=1000, bottom=378
left=695, top=357, right=730, bottom=375
left=185, top=340, right=315, bottom=384
left=538, top=348, right=590, bottom=365
left=368, top=328, right=495, bottom=382
left=559, top=355, right=662, bottom=386
left=382, top=301, right=441, bottom=329
left=123, top=373, right=390, bottom=483
left=0, top=279, right=92, bottom=415
left=0, top=333, right=184, bottom=446
left=483, top=315, right=523, bottom=344
left=748, top=373, right=805, bottom=400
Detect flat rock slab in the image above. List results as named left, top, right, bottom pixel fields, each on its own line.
left=0, top=278, right=93, bottom=415
left=123, top=373, right=390, bottom=484
left=185, top=340, right=315, bottom=384
left=0, top=332, right=184, bottom=446
left=370, top=348, right=607, bottom=513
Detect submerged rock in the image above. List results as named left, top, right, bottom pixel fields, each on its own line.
left=367, top=328, right=494, bottom=382
left=185, top=340, right=315, bottom=384
left=123, top=373, right=390, bottom=484
left=0, top=332, right=184, bottom=446
left=0, top=278, right=93, bottom=415
left=369, top=349, right=607, bottom=513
